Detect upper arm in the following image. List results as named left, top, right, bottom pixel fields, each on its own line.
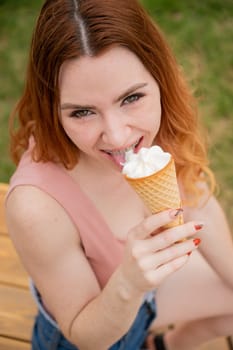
left=5, top=185, right=101, bottom=336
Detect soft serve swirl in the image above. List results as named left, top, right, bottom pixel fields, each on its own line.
left=122, top=146, right=171, bottom=178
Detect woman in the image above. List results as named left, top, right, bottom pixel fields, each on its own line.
left=5, top=0, right=233, bottom=349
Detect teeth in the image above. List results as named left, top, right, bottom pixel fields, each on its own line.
left=107, top=140, right=139, bottom=155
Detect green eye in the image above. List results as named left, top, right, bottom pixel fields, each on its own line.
left=70, top=109, right=93, bottom=118
left=123, top=93, right=144, bottom=105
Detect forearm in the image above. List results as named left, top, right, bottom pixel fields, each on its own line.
left=65, top=208, right=192, bottom=348
left=68, top=268, right=144, bottom=349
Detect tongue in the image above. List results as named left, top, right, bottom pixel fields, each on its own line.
left=111, top=153, right=126, bottom=167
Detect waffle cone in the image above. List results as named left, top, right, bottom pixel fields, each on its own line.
left=125, top=158, right=183, bottom=228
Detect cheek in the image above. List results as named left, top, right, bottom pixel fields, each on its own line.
left=149, top=116, right=161, bottom=138
left=60, top=119, right=82, bottom=145
left=142, top=103, right=161, bottom=130
left=61, top=120, right=76, bottom=141
left=151, top=99, right=162, bottom=128
left=62, top=121, right=98, bottom=150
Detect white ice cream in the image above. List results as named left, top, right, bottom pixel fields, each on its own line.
left=122, top=146, right=171, bottom=178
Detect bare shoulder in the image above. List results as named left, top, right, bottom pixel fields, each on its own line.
left=6, top=185, right=78, bottom=243
left=184, top=183, right=219, bottom=215
left=6, top=185, right=80, bottom=265
left=183, top=183, right=227, bottom=222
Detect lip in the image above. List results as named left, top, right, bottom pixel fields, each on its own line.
left=101, top=137, right=143, bottom=155
left=132, top=136, right=143, bottom=154
left=101, top=136, right=143, bottom=169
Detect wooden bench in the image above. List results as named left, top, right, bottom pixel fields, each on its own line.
left=0, top=183, right=232, bottom=350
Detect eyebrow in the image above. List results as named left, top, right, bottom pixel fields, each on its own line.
left=60, top=82, right=148, bottom=110
left=114, top=82, right=148, bottom=103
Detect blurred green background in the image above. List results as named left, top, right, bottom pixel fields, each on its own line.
left=0, top=0, right=232, bottom=228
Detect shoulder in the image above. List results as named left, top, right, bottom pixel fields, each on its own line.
left=6, top=184, right=53, bottom=215
left=183, top=182, right=227, bottom=225
left=6, top=185, right=80, bottom=247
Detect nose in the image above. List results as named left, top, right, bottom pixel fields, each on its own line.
left=101, top=113, right=131, bottom=147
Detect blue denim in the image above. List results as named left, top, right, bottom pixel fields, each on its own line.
left=31, top=297, right=156, bottom=350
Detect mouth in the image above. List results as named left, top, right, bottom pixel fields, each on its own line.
left=101, top=137, right=143, bottom=168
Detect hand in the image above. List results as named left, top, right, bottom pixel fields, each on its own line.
left=120, top=209, right=203, bottom=296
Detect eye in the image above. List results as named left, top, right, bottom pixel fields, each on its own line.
left=70, top=109, right=94, bottom=119
left=123, top=93, right=144, bottom=105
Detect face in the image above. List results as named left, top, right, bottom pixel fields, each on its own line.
left=59, top=46, right=161, bottom=171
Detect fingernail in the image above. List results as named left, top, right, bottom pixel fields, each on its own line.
left=170, top=208, right=183, bottom=218
left=187, top=251, right=192, bottom=256
left=194, top=223, right=204, bottom=231
left=193, top=238, right=201, bottom=246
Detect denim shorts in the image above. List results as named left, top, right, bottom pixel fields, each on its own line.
left=31, top=296, right=156, bottom=350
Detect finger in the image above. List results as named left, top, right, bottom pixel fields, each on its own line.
left=130, top=208, right=183, bottom=240
left=145, top=254, right=189, bottom=286
left=138, top=237, right=201, bottom=270
left=131, top=221, right=204, bottom=257
left=154, top=221, right=204, bottom=251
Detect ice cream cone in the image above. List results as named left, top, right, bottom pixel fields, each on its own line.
left=125, top=157, right=183, bottom=228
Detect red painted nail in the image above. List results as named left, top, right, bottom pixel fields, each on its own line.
left=193, top=238, right=201, bottom=246
left=187, top=251, right=192, bottom=256
left=194, top=224, right=204, bottom=231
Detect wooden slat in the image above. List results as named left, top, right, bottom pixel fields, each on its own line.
left=0, top=285, right=36, bottom=341
left=0, top=235, right=29, bottom=288
left=0, top=336, right=30, bottom=350
left=0, top=183, right=8, bottom=235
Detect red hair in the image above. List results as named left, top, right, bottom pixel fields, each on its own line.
left=10, top=0, right=215, bottom=202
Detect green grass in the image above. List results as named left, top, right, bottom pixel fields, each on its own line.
left=0, top=0, right=43, bottom=180
left=0, top=0, right=232, bottom=227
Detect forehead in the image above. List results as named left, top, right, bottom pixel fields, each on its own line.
left=59, top=46, right=154, bottom=101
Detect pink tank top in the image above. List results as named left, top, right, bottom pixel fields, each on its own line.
left=7, top=147, right=124, bottom=289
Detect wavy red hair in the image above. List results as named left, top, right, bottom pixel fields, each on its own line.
left=10, top=0, right=215, bottom=202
